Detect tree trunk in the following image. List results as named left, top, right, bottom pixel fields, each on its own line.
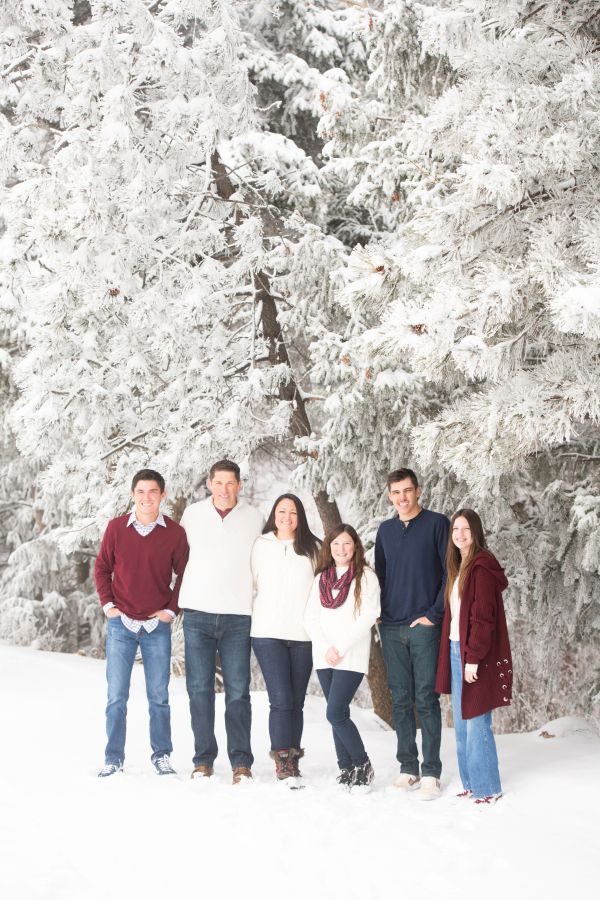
left=210, top=151, right=394, bottom=726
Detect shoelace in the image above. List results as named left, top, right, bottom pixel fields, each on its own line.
left=155, top=755, right=173, bottom=773
left=99, top=764, right=120, bottom=776
left=457, top=790, right=473, bottom=798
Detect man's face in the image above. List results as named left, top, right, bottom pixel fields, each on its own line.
left=208, top=470, right=242, bottom=510
left=388, top=478, right=422, bottom=519
left=131, top=480, right=165, bottom=523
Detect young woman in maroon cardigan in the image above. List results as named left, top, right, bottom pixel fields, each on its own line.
left=435, top=509, right=512, bottom=804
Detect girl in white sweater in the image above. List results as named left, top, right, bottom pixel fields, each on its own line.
left=304, top=524, right=380, bottom=790
left=251, top=494, right=320, bottom=783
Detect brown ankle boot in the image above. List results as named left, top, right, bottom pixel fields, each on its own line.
left=191, top=764, right=214, bottom=779
left=289, top=748, right=304, bottom=778
left=232, top=766, right=252, bottom=785
left=269, top=749, right=294, bottom=780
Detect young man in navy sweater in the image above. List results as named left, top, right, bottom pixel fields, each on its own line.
left=375, top=468, right=449, bottom=800
left=94, top=469, right=189, bottom=777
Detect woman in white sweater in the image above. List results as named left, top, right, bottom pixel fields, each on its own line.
left=304, top=524, right=380, bottom=791
left=251, top=494, right=320, bottom=783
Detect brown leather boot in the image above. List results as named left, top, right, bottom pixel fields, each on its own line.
left=232, top=766, right=252, bottom=785
left=190, top=764, right=214, bottom=780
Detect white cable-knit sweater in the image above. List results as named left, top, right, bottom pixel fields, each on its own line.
left=250, top=532, right=315, bottom=641
left=178, top=498, right=264, bottom=614
left=304, top=566, right=381, bottom=674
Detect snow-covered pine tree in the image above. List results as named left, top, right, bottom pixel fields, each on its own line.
left=339, top=0, right=600, bottom=729
left=0, top=0, right=302, bottom=652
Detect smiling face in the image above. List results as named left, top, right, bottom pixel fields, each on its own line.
left=388, top=477, right=422, bottom=520
left=330, top=532, right=356, bottom=568
left=207, top=469, right=242, bottom=510
left=452, top=515, right=474, bottom=558
left=131, top=480, right=165, bottom=525
left=274, top=498, right=298, bottom=539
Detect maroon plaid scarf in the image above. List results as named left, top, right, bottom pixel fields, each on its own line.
left=319, top=565, right=355, bottom=609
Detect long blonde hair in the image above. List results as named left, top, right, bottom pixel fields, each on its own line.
left=444, top=509, right=488, bottom=604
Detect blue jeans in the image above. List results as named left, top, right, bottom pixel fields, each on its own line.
left=252, top=638, right=313, bottom=750
left=379, top=622, right=442, bottom=778
left=450, top=641, right=502, bottom=798
left=317, top=668, right=368, bottom=769
left=183, top=610, right=253, bottom=769
left=104, top=617, right=172, bottom=764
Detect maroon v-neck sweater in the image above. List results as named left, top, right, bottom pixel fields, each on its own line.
left=94, top=514, right=189, bottom=619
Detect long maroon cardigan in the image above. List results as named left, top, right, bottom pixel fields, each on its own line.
left=435, top=550, right=513, bottom=720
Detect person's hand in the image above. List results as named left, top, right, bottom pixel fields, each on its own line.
left=410, top=616, right=434, bottom=628
left=325, top=646, right=342, bottom=667
left=106, top=607, right=122, bottom=619
left=152, top=610, right=174, bottom=623
left=464, top=668, right=478, bottom=683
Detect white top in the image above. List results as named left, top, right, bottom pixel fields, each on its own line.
left=449, top=576, right=477, bottom=673
left=449, top=578, right=460, bottom=641
left=250, top=532, right=315, bottom=640
left=304, top=566, right=381, bottom=674
left=179, top=498, right=264, bottom=615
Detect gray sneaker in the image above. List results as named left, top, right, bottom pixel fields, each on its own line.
left=98, top=762, right=123, bottom=778
left=152, top=754, right=176, bottom=776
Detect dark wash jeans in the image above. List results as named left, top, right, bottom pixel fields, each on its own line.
left=317, top=668, right=368, bottom=770
left=252, top=637, right=313, bottom=751
left=104, top=616, right=172, bottom=765
left=183, top=610, right=253, bottom=769
left=379, top=622, right=442, bottom=778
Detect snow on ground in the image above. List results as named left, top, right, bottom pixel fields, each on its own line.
left=1, top=644, right=598, bottom=900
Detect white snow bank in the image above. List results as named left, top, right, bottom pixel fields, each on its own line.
left=1, top=644, right=598, bottom=900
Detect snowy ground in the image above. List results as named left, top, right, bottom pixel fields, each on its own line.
left=2, top=644, right=598, bottom=900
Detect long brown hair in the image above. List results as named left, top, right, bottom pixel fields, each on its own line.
left=444, top=509, right=488, bottom=605
left=262, top=493, right=321, bottom=568
left=316, top=524, right=367, bottom=614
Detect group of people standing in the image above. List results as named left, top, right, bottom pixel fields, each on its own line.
left=94, top=460, right=512, bottom=804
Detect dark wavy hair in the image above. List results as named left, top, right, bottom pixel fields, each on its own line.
left=444, top=508, right=488, bottom=605
left=316, top=523, right=368, bottom=613
left=263, top=494, right=321, bottom=568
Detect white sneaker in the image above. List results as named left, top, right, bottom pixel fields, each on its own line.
left=416, top=776, right=441, bottom=800
left=392, top=773, right=421, bottom=791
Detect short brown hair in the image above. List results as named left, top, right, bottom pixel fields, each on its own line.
left=209, top=459, right=241, bottom=481
left=387, top=468, right=418, bottom=489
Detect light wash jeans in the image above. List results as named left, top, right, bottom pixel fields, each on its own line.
left=450, top=640, right=502, bottom=798
left=104, top=616, right=172, bottom=765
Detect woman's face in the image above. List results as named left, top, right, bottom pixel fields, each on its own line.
left=274, top=499, right=298, bottom=537
left=452, top=516, right=473, bottom=556
left=331, top=532, right=356, bottom=568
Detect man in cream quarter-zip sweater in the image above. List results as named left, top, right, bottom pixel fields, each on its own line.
left=179, top=460, right=264, bottom=784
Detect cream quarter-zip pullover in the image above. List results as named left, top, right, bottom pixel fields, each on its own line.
left=179, top=498, right=264, bottom=614
left=250, top=532, right=315, bottom=640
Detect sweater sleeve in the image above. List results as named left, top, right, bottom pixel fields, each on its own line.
left=250, top=539, right=259, bottom=597
left=94, top=522, right=116, bottom=607
left=336, top=570, right=381, bottom=657
left=374, top=529, right=386, bottom=594
left=424, top=515, right=450, bottom=625
left=303, top=576, right=330, bottom=649
left=169, top=527, right=189, bottom=614
left=464, top=568, right=498, bottom=664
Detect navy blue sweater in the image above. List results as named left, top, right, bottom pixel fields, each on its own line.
left=374, top=508, right=450, bottom=626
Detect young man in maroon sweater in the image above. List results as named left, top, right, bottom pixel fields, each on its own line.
left=94, top=469, right=189, bottom=777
